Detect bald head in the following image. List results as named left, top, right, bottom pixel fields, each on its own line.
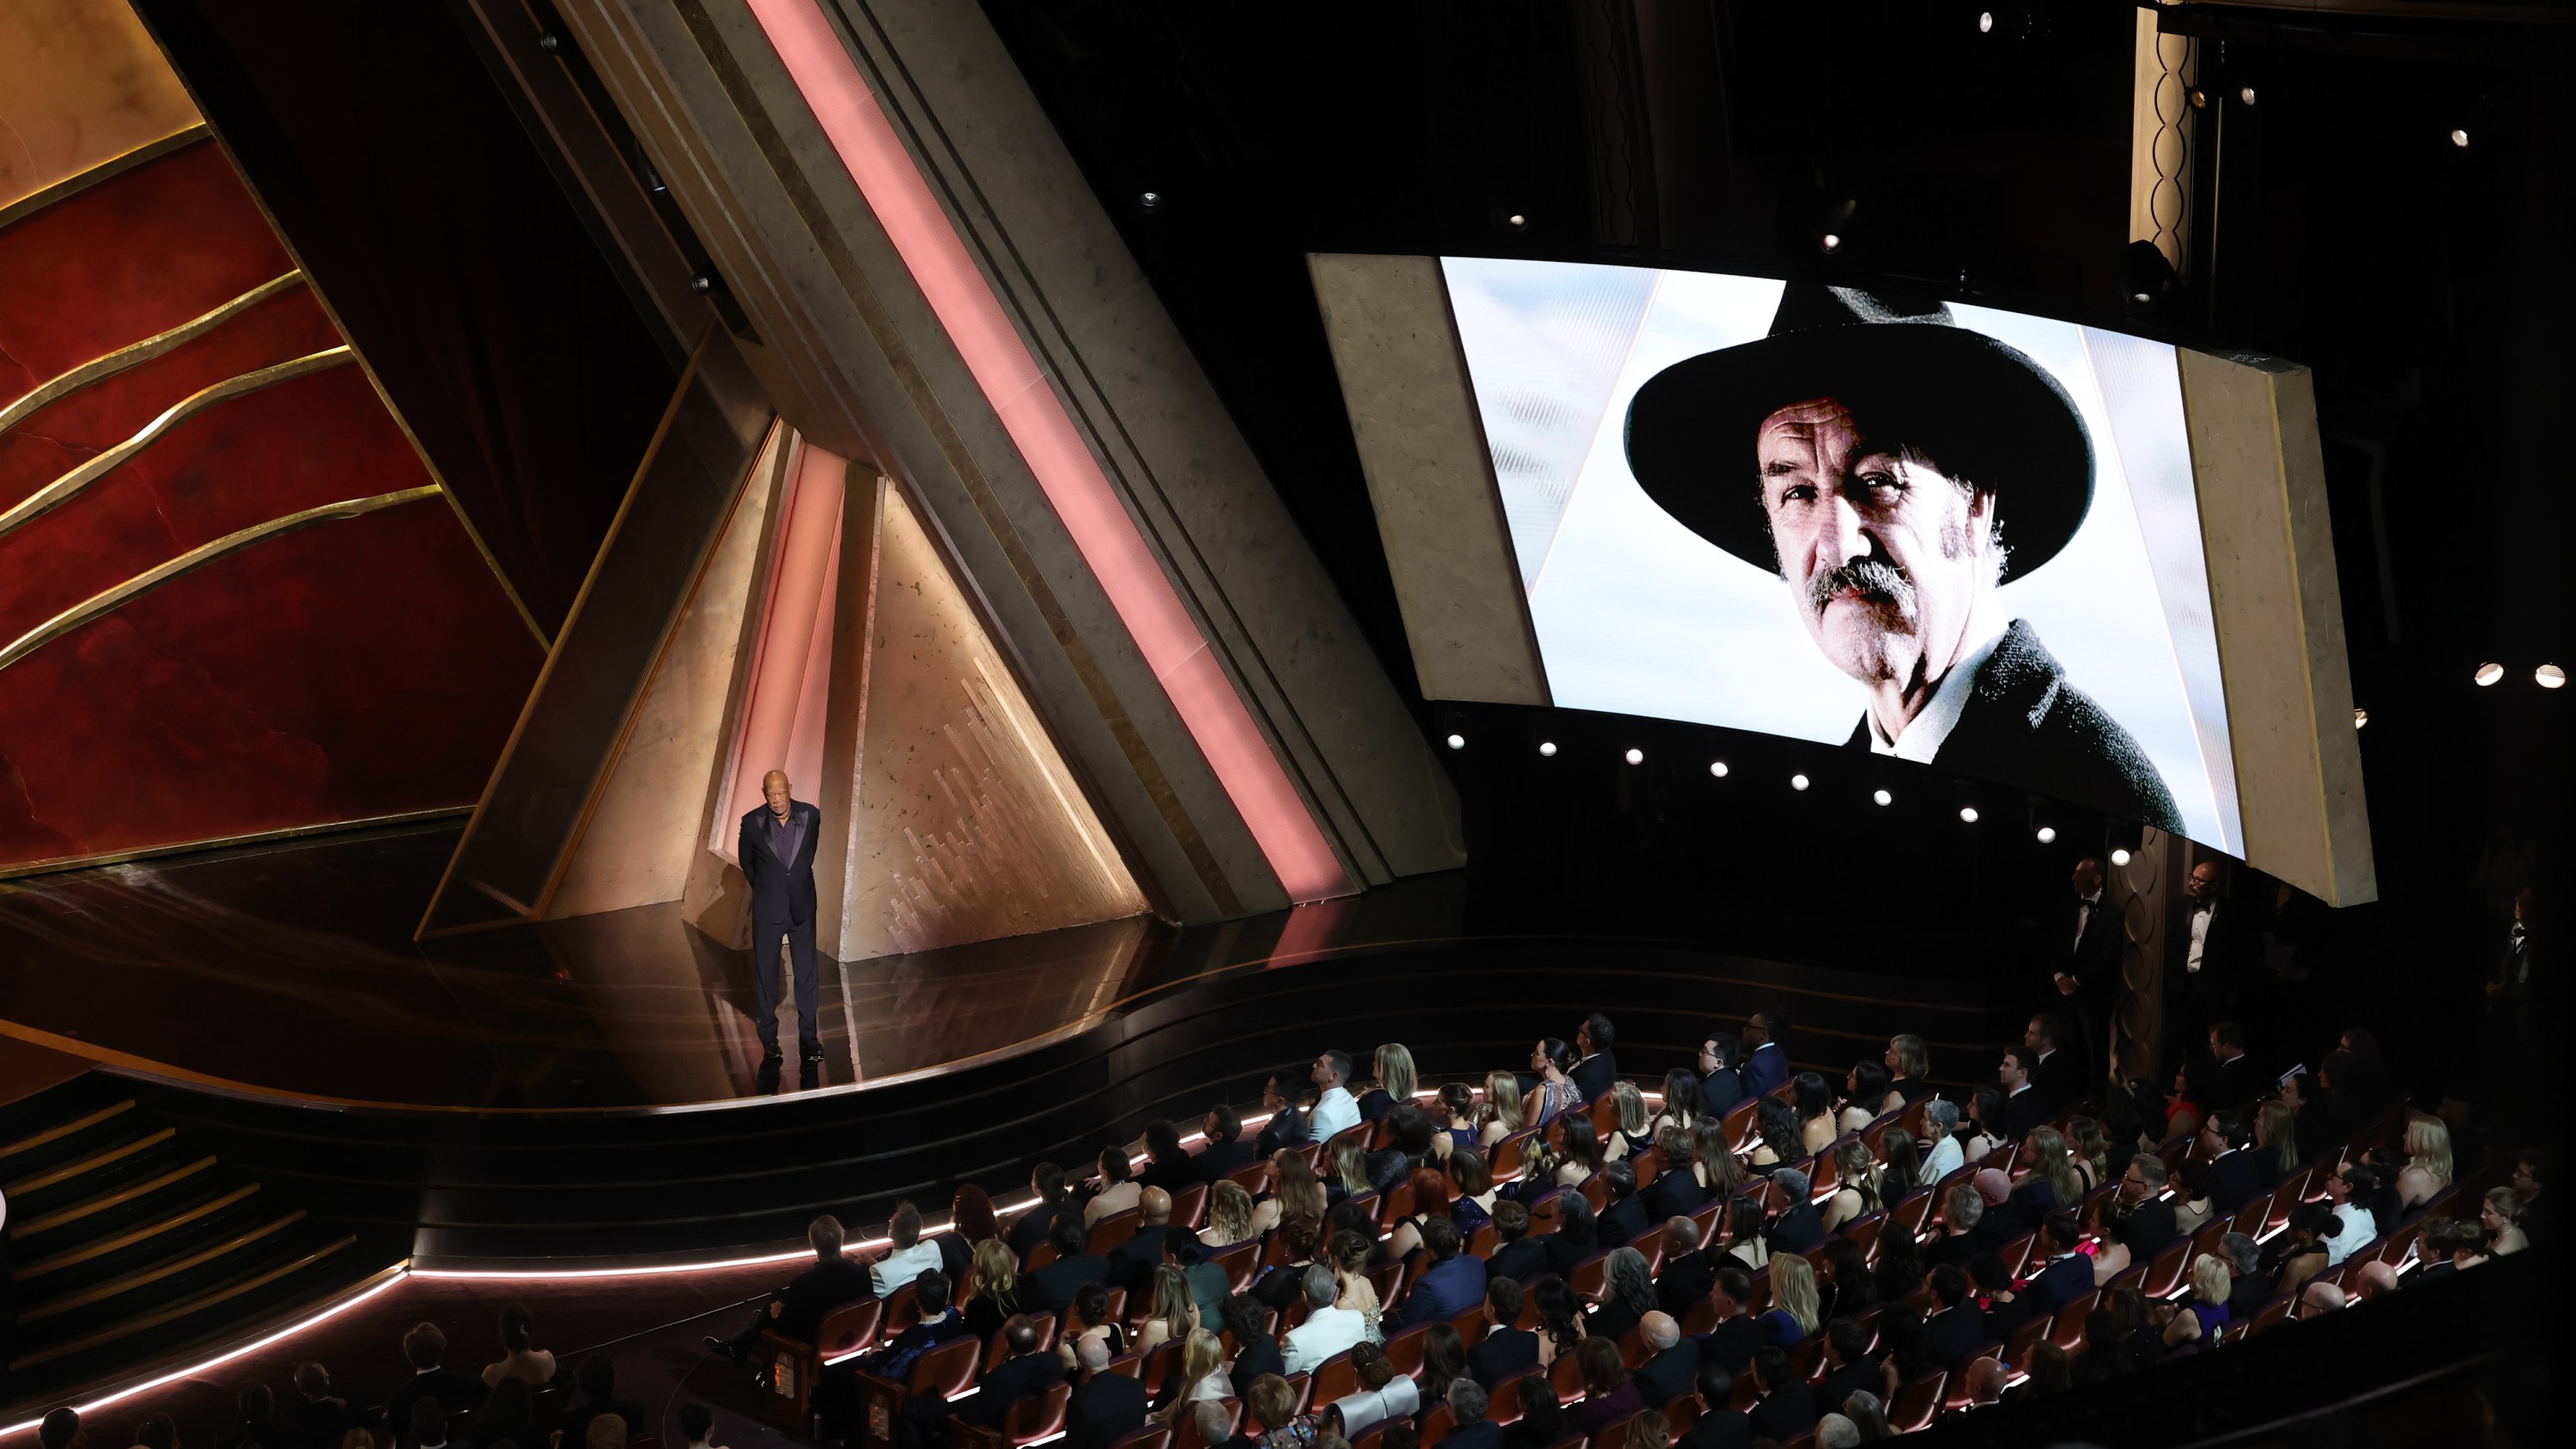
left=1963, top=1358, right=2008, bottom=1404
left=2353, top=1262, right=2401, bottom=1300
left=1139, top=1186, right=1172, bottom=1226
left=1078, top=1335, right=1111, bottom=1373
left=1642, top=1312, right=1680, bottom=1352
left=762, top=770, right=792, bottom=819
left=2299, top=1282, right=2347, bottom=1315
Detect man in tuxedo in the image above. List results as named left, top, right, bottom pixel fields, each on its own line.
left=1065, top=1335, right=1147, bottom=1449
left=1572, top=1014, right=1621, bottom=1104
left=1025, top=1215, right=1110, bottom=1314
left=1105, top=1187, right=1178, bottom=1293
left=1811, top=1319, right=1886, bottom=1422
left=2176, top=1111, right=2266, bottom=1234
left=2025, top=1214, right=2093, bottom=1310
left=739, top=770, right=825, bottom=1064
left=1695, top=1033, right=1747, bottom=1117
left=1996, top=1047, right=2048, bottom=1142
left=2202, top=1022, right=2262, bottom=1113
left=2091, top=1154, right=2178, bottom=1285
left=1654, top=1217, right=1715, bottom=1318
left=2173, top=860, right=2260, bottom=1063
left=948, top=1318, right=1066, bottom=1436
left=1632, top=1312, right=1701, bottom=1409
left=1917, top=1267, right=1987, bottom=1372
left=1467, top=1277, right=1538, bottom=1388
left=1597, top=1163, right=1651, bottom=1249
left=2051, top=856, right=2123, bottom=1079
left=1484, top=1201, right=1549, bottom=1286
left=1440, top=1381, right=1506, bottom=1449
left=1696, top=1265, right=1765, bottom=1373
left=1388, top=1217, right=1486, bottom=1328
left=1198, top=1105, right=1258, bottom=1179
left=1764, top=1169, right=1824, bottom=1255
left=708, top=1215, right=872, bottom=1364
left=2024, top=1014, right=2081, bottom=1118
left=1744, top=1348, right=1819, bottom=1444
left=1680, top=1364, right=1753, bottom=1449
left=1741, top=1011, right=1792, bottom=1099
left=1222, top=1294, right=1284, bottom=1397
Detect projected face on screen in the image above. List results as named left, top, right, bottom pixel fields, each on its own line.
left=1445, top=260, right=2241, bottom=849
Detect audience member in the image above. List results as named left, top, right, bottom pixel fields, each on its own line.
left=1762, top=1253, right=1820, bottom=1347
left=1813, top=1318, right=1890, bottom=1421
left=1564, top=1338, right=1642, bottom=1439
left=1467, top=1276, right=1537, bottom=1388
left=1598, top=1162, right=1649, bottom=1247
left=1679, top=1364, right=1749, bottom=1449
left=39, top=1411, right=82, bottom=1449
left=1133, top=1263, right=1198, bottom=1357
left=2161, top=1256, right=2235, bottom=1350
left=408, top=1403, right=461, bottom=1449
left=1224, top=1293, right=1285, bottom=1398
left=1765, top=1169, right=1824, bottom=1255
left=2027, top=1213, right=2093, bottom=1310
left=2091, top=1154, right=2178, bottom=1283
left=1793, top=1074, right=1839, bottom=1154
left=1200, top=1105, right=1258, bottom=1179
left=2293, top=1280, right=2348, bottom=1320
left=678, top=1403, right=724, bottom=1449
left=2397, top=1119, right=2454, bottom=1209
left=949, top=1317, right=1066, bottom=1441
left=486, top=1304, right=558, bottom=1386
left=1137, top=1121, right=1206, bottom=1194
left=1304, top=1050, right=1362, bottom=1142
left=1084, top=1147, right=1144, bottom=1227
left=1159, top=1329, right=1233, bottom=1422
left=1357, top=1044, right=1419, bottom=1124
left=1066, top=1336, right=1149, bottom=1449
left=1917, top=1266, right=1984, bottom=1373
left=1027, top=1213, right=1111, bottom=1314
left=2025, top=1014, right=2080, bottom=1117
left=1283, top=1265, right=1365, bottom=1373
left=1484, top=1200, right=1546, bottom=1285
left=1820, top=1142, right=1885, bottom=1235
left=1058, top=1282, right=1128, bottom=1370
left=2221, top=1233, right=2270, bottom=1322
left=1696, top=1034, right=1747, bottom=1118
left=942, top=1184, right=999, bottom=1280
left=2482, top=1188, right=2530, bottom=1255
left=1742, top=1011, right=1792, bottom=1099
left=1840, top=1060, right=1894, bottom=1132
left=1587, top=1246, right=1654, bottom=1343
left=560, top=1357, right=651, bottom=1448
left=1819, top=1237, right=1876, bottom=1322
left=1997, top=1047, right=2048, bottom=1140
left=1745, top=1346, right=1820, bottom=1442
left=1480, top=1071, right=1527, bottom=1148
left=280, top=1364, right=348, bottom=1449
left=1573, top=1014, right=1620, bottom=1104
left=1324, top=1340, right=1418, bottom=1438
left=1920, top=1182, right=1996, bottom=1270
left=1442, top=1381, right=1504, bottom=1449
left=469, top=1378, right=539, bottom=1449
left=1390, top=1215, right=1485, bottom=1328
left=1919, top=1099, right=1964, bottom=1184
left=1959, top=1358, right=2009, bottom=1409
left=1203, top=1181, right=1257, bottom=1250
left=1965, top=1256, right=2040, bottom=1342
left=384, top=1324, right=482, bottom=1437
left=1107, top=1187, right=1181, bottom=1294
left=2202, top=1021, right=2261, bottom=1113
left=1655, top=1216, right=1715, bottom=1317
left=1010, top=1165, right=1072, bottom=1259
left=1501, top=1379, right=1564, bottom=1449
left=1246, top=1375, right=1315, bottom=1449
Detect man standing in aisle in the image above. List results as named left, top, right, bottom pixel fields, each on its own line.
left=740, top=770, right=824, bottom=1064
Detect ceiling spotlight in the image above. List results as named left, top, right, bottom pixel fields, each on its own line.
left=2130, top=291, right=2153, bottom=305
left=1445, top=734, right=1465, bottom=750
left=2539, top=664, right=2567, bottom=689
left=2354, top=708, right=2369, bottom=729
left=1709, top=761, right=1729, bottom=778
left=1538, top=741, right=1557, bottom=757
left=1872, top=788, right=1893, bottom=807
left=1959, top=807, right=1980, bottom=823
left=1139, top=191, right=1163, bottom=210
left=1978, top=11, right=1994, bottom=33
left=2111, top=848, right=2133, bottom=867
left=1624, top=748, right=1644, bottom=765
left=2036, top=826, right=2057, bottom=843
left=2239, top=86, right=2257, bottom=106
left=2476, top=662, right=2505, bottom=686
left=1504, top=212, right=1529, bottom=232
left=1820, top=233, right=1843, bottom=253
left=1790, top=773, right=1811, bottom=792
left=2451, top=129, right=2470, bottom=149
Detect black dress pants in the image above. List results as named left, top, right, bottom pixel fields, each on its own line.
left=755, top=915, right=822, bottom=1050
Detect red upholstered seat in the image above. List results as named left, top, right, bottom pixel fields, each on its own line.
left=1004, top=1381, right=1071, bottom=1445
left=1889, top=1372, right=1944, bottom=1431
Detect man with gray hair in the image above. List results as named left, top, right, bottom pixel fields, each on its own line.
left=738, top=769, right=824, bottom=1063
left=1816, top=1414, right=1862, bottom=1449
left=707, top=1213, right=871, bottom=1365
left=1441, top=1380, right=1503, bottom=1449
left=1921, top=1099, right=1965, bottom=1183
left=1766, top=1167, right=1825, bottom=1254
left=1194, top=1401, right=1249, bottom=1449
left=1283, top=1263, right=1365, bottom=1373
left=2221, top=1233, right=2270, bottom=1322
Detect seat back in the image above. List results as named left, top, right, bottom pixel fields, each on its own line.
left=911, top=1336, right=982, bottom=1398
left=1089, top=1209, right=1144, bottom=1257
left=1224, top=1160, right=1274, bottom=1198
left=1492, top=1128, right=1540, bottom=1181
left=2230, top=1192, right=2274, bottom=1239
left=1107, top=1428, right=1173, bottom=1449
left=1467, top=1221, right=1499, bottom=1258
left=2003, top=1312, right=2049, bottom=1367
left=1722, top=1097, right=1762, bottom=1151
left=1366, top=1260, right=1406, bottom=1309
left=1843, top=1213, right=1886, bottom=1264
left=1889, top=1372, right=1945, bottom=1432
left=1615, top=1323, right=1647, bottom=1369
left=1170, top=1183, right=1211, bottom=1231
left=817, top=1296, right=884, bottom=1360
left=1139, top=1337, right=1185, bottom=1396
left=1676, top=1297, right=1720, bottom=1338
left=1485, top=1368, right=1536, bottom=1425
left=1310, top=1349, right=1362, bottom=1404
left=2140, top=1237, right=2193, bottom=1299
left=1450, top=1305, right=1490, bottom=1348
left=1547, top=1348, right=1586, bottom=1400
left=1568, top=1249, right=1613, bottom=1300
left=1172, top=1399, right=1240, bottom=1449
left=1419, top=1403, right=1458, bottom=1448
left=1590, top=1410, right=1643, bottom=1449
left=1786, top=1336, right=1825, bottom=1384
left=883, top=1284, right=921, bottom=1336
left=2050, top=1291, right=2098, bottom=1348
left=1376, top=1182, right=1419, bottom=1229
left=1663, top=1396, right=1699, bottom=1440
left=1025, top=1242, right=1061, bottom=1272
left=1005, top=1382, right=1071, bottom=1445
left=1940, top=1346, right=2002, bottom=1407
left=1631, top=1223, right=1671, bottom=1275
left=1325, top=1120, right=1375, bottom=1161
left=1382, top=1321, right=1436, bottom=1378
left=1213, top=1240, right=1261, bottom=1294
left=1631, top=1148, right=1665, bottom=1191
left=1996, top=1233, right=2036, bottom=1278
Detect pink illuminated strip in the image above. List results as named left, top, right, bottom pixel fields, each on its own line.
left=741, top=0, right=1346, bottom=903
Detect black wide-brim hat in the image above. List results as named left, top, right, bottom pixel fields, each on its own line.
left=1623, top=283, right=2094, bottom=583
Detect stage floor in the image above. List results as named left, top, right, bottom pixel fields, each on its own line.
left=0, top=819, right=1264, bottom=1110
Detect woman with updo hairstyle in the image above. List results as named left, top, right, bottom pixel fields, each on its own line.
left=1820, top=1137, right=1885, bottom=1233
left=1840, top=1061, right=1893, bottom=1134
left=1059, top=1281, right=1127, bottom=1368
left=1530, top=1275, right=1586, bottom=1367
left=1525, top=1038, right=1583, bottom=1127
left=1437, top=1081, right=1481, bottom=1154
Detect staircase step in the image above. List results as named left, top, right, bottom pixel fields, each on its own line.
left=19, top=1209, right=309, bottom=1329
left=9, top=1233, right=359, bottom=1373
left=9, top=1154, right=217, bottom=1245
left=5, top=1128, right=176, bottom=1201
left=0, top=1099, right=135, bottom=1169
left=14, top=1184, right=263, bottom=1285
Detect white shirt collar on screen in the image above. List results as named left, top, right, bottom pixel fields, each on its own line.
left=1868, top=624, right=2009, bottom=763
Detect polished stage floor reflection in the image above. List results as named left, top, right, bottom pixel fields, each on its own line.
left=0, top=819, right=1204, bottom=1109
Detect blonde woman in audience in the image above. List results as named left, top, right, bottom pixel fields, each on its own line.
left=2482, top=1188, right=2530, bottom=1256
left=1358, top=1044, right=1419, bottom=1122
left=962, top=1238, right=1023, bottom=1342
left=1330, top=1138, right=1374, bottom=1202
left=2067, top=1117, right=2113, bottom=1193
left=1765, top=1252, right=1822, bottom=1342
left=1602, top=1082, right=1653, bottom=1160
left=1133, top=1263, right=1200, bottom=1356
left=1202, top=1180, right=1257, bottom=1249
left=2253, top=1099, right=2302, bottom=1181
left=1885, top=1034, right=1932, bottom=1106
left=1480, top=1070, right=1525, bottom=1148
left=2397, top=1119, right=2453, bottom=1209
left=1624, top=1410, right=1672, bottom=1449
left=2161, top=1255, right=2236, bottom=1348
left=1820, top=1139, right=1886, bottom=1233
left=1158, top=1329, right=1231, bottom=1420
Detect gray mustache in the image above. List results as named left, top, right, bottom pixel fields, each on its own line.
left=1807, top=558, right=1917, bottom=615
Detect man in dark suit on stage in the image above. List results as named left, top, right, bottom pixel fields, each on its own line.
left=740, top=770, right=825, bottom=1064
left=2050, top=856, right=2123, bottom=1081
left=1572, top=1014, right=1620, bottom=1104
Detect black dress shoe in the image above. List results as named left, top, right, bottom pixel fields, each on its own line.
left=703, top=1335, right=744, bottom=1367
left=801, top=1044, right=826, bottom=1064
left=761, top=1044, right=783, bottom=1063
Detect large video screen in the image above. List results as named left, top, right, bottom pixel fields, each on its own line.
left=1444, top=258, right=2241, bottom=850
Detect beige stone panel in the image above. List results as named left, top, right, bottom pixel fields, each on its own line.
left=831, top=484, right=1147, bottom=960
left=551, top=425, right=788, bottom=919
left=0, top=1, right=200, bottom=213
left=2180, top=350, right=2376, bottom=906
left=1309, top=253, right=1548, bottom=707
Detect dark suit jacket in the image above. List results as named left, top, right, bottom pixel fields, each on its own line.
left=1678, top=1407, right=1753, bottom=1449
left=1644, top=1170, right=1715, bottom=1224
left=1998, top=1087, right=2050, bottom=1143
left=1919, top=1304, right=1988, bottom=1372
left=1634, top=1341, right=1700, bottom=1409
left=1105, top=1224, right=1177, bottom=1293
left=2108, top=1198, right=2178, bottom=1262
left=1656, top=1249, right=1714, bottom=1318
left=1197, top=1140, right=1259, bottom=1179
left=1845, top=619, right=2180, bottom=832
left=1066, top=1372, right=1149, bottom=1449
left=385, top=1369, right=483, bottom=1437
left=1008, top=1202, right=1062, bottom=1262
left=2206, top=1056, right=2264, bottom=1115
left=1229, top=1333, right=1284, bottom=1399
left=1814, top=1359, right=1882, bottom=1421
left=1746, top=1383, right=1820, bottom=1444
left=739, top=801, right=822, bottom=927
left=1390, top=1252, right=1487, bottom=1329
left=1697, top=1314, right=1764, bottom=1373
left=1572, top=1051, right=1619, bottom=1105
left=1741, top=1044, right=1790, bottom=1100
left=278, top=1399, right=349, bottom=1449
left=1598, top=1196, right=1651, bottom=1250
left=2060, top=892, right=2124, bottom=1020
left=1765, top=1202, right=1824, bottom=1257
left=956, top=1353, right=1068, bottom=1428
left=1697, top=1067, right=1746, bottom=1118
left=2181, top=901, right=2263, bottom=1008
left=1467, top=1326, right=1538, bottom=1388
left=2030, top=1252, right=2094, bottom=1311
left=1485, top=1238, right=1550, bottom=1285
left=779, top=1256, right=876, bottom=1342
left=1441, top=1423, right=1506, bottom=1449
left=1026, top=1252, right=1112, bottom=1314
left=1137, top=1155, right=1206, bottom=1194
left=2032, top=1049, right=2082, bottom=1117
left=2203, top=1149, right=2269, bottom=1215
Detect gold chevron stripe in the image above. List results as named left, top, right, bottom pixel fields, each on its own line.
left=0, top=272, right=308, bottom=439
left=0, top=347, right=354, bottom=543
left=0, top=484, right=442, bottom=678
left=0, top=125, right=212, bottom=234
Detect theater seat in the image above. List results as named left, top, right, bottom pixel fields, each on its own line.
left=1107, top=1428, right=1173, bottom=1449
left=1384, top=1321, right=1436, bottom=1377
left=1451, top=1305, right=1489, bottom=1348
left=759, top=1294, right=879, bottom=1430
left=1487, top=1369, right=1537, bottom=1425
left=1889, top=1373, right=1944, bottom=1432
left=1090, top=1209, right=1145, bottom=1256
left=1004, top=1381, right=1072, bottom=1445
left=1589, top=1410, right=1645, bottom=1449
left=1214, top=1240, right=1261, bottom=1294
left=1173, top=1399, right=1240, bottom=1449
left=1170, top=1183, right=1210, bottom=1231
left=1419, top=1403, right=1457, bottom=1447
